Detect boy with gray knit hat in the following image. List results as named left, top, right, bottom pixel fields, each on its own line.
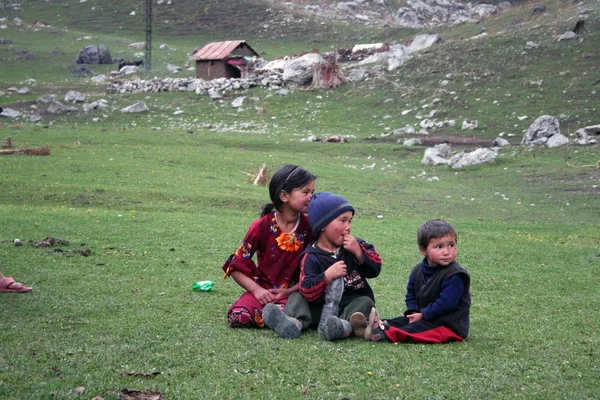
left=300, top=192, right=382, bottom=340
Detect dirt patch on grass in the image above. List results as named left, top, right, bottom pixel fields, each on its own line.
left=418, top=135, right=500, bottom=147
left=377, top=135, right=517, bottom=148
left=2, top=100, right=36, bottom=111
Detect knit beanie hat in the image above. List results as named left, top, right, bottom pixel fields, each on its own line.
left=308, top=192, right=355, bottom=237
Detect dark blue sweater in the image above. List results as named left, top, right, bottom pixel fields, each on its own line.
left=405, top=258, right=465, bottom=321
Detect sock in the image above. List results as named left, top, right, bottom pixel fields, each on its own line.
left=262, top=303, right=302, bottom=339
left=322, top=316, right=352, bottom=341
left=349, top=312, right=367, bottom=338
left=318, top=277, right=344, bottom=334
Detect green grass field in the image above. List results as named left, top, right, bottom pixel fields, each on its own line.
left=1, top=0, right=599, bottom=399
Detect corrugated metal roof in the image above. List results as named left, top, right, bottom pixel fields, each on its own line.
left=190, top=40, right=250, bottom=61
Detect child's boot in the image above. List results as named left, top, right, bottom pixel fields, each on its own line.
left=322, top=316, right=352, bottom=341
left=262, top=303, right=302, bottom=339
left=349, top=312, right=367, bottom=338
left=318, top=277, right=344, bottom=334
left=364, top=307, right=389, bottom=342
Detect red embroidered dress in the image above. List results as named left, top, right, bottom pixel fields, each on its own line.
left=222, top=211, right=314, bottom=290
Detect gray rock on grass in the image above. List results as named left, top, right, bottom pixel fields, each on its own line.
left=121, top=101, right=148, bottom=113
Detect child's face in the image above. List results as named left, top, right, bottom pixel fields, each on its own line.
left=281, top=180, right=315, bottom=214
left=419, top=234, right=457, bottom=267
left=319, top=210, right=353, bottom=249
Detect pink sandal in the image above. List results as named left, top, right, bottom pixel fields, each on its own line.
left=0, top=277, right=32, bottom=293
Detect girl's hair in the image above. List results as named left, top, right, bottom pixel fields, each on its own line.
left=260, top=165, right=316, bottom=217
left=417, top=219, right=457, bottom=248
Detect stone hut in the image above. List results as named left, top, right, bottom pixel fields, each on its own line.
left=190, top=40, right=260, bottom=80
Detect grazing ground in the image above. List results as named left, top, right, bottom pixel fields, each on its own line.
left=1, top=0, right=599, bottom=399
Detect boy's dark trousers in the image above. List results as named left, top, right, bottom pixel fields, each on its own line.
left=285, top=292, right=374, bottom=329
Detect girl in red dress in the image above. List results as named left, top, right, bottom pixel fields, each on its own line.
left=222, top=165, right=316, bottom=329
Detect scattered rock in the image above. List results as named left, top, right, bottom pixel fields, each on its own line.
left=1, top=108, right=22, bottom=119
left=82, top=99, right=108, bottom=113
left=283, top=53, right=325, bottom=87
left=159, top=44, right=175, bottom=51
left=208, top=88, right=223, bottom=101
left=461, top=120, right=478, bottom=130
left=73, top=64, right=95, bottom=77
left=64, top=91, right=86, bottom=103
left=121, top=101, right=148, bottom=113
left=525, top=41, right=538, bottom=50
left=575, top=124, right=600, bottom=145
left=75, top=45, right=113, bottom=64
left=421, top=144, right=452, bottom=165
left=522, top=115, right=560, bottom=145
left=167, top=63, right=181, bottom=73
left=492, top=137, right=510, bottom=147
left=403, top=138, right=422, bottom=146
left=558, top=31, right=577, bottom=41
left=128, top=42, right=145, bottom=49
left=37, top=94, right=57, bottom=104
left=231, top=96, right=246, bottom=108
left=449, top=148, right=497, bottom=169
left=91, top=74, right=107, bottom=83
left=48, top=100, right=77, bottom=114
left=408, top=34, right=444, bottom=53
left=119, top=65, right=140, bottom=75
left=383, top=125, right=417, bottom=137
left=346, top=68, right=369, bottom=82
left=546, top=133, right=569, bottom=148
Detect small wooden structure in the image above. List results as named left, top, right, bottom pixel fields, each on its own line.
left=190, top=40, right=260, bottom=80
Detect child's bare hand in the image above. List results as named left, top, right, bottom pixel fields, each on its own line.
left=325, top=261, right=347, bottom=281
left=269, top=288, right=289, bottom=302
left=343, top=235, right=364, bottom=263
left=342, top=235, right=360, bottom=255
left=253, top=287, right=276, bottom=305
left=407, top=312, right=423, bottom=324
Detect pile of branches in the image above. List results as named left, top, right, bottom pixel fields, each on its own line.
left=311, top=54, right=346, bottom=89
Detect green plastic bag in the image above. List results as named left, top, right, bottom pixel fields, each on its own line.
left=192, top=280, right=215, bottom=292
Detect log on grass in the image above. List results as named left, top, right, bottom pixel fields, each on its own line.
left=0, top=147, right=50, bottom=155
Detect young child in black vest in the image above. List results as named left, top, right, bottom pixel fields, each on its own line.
left=352, top=219, right=471, bottom=343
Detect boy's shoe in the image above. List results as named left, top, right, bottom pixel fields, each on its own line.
left=322, top=316, right=352, bottom=341
left=349, top=312, right=367, bottom=338
left=262, top=303, right=302, bottom=339
left=364, top=307, right=389, bottom=342
left=317, top=277, right=344, bottom=334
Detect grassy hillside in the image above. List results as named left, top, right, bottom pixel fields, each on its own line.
left=1, top=0, right=598, bottom=140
